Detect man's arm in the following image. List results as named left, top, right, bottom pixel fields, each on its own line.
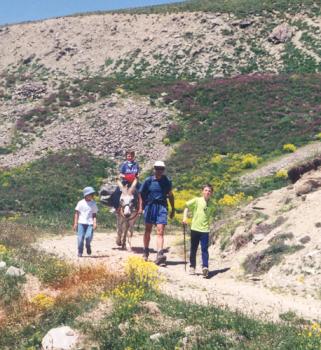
left=138, top=193, right=143, bottom=214
left=168, top=191, right=175, bottom=219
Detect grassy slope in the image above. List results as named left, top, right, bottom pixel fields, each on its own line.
left=119, top=0, right=321, bottom=16
left=0, top=149, right=115, bottom=229
left=119, top=73, right=320, bottom=197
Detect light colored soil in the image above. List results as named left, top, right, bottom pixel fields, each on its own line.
left=36, top=229, right=321, bottom=322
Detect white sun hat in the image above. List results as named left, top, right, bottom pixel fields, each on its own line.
left=83, top=186, right=95, bottom=197
left=154, top=160, right=166, bottom=168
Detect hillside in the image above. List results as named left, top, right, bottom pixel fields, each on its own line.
left=1, top=1, right=321, bottom=349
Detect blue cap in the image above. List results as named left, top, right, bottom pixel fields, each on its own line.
left=83, top=186, right=95, bottom=197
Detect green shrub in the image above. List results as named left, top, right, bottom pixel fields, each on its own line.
left=0, top=149, right=115, bottom=228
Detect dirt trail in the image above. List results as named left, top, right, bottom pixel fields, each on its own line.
left=240, top=141, right=321, bottom=184
left=37, top=231, right=321, bottom=322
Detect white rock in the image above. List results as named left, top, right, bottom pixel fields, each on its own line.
left=184, top=325, right=196, bottom=335
left=150, top=333, right=162, bottom=341
left=0, top=261, right=6, bottom=270
left=253, top=234, right=265, bottom=244
left=41, top=326, right=79, bottom=350
left=5, top=266, right=25, bottom=276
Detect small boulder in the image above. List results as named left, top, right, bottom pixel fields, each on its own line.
left=239, top=19, right=253, bottom=29
left=268, top=23, right=294, bottom=44
left=253, top=234, right=265, bottom=244
left=6, top=266, right=25, bottom=277
left=150, top=333, right=162, bottom=341
left=41, top=326, right=79, bottom=350
left=0, top=261, right=6, bottom=270
left=140, top=301, right=161, bottom=315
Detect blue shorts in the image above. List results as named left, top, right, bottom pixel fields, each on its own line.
left=144, top=203, right=168, bottom=225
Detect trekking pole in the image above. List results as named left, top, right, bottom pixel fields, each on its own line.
left=183, top=223, right=187, bottom=271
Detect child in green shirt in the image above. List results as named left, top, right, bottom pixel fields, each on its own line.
left=182, top=184, right=213, bottom=278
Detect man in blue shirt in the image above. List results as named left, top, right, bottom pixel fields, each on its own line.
left=139, top=161, right=175, bottom=265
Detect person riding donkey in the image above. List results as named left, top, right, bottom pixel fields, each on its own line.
left=110, top=150, right=140, bottom=211
left=182, top=184, right=214, bottom=278
left=139, top=161, right=175, bottom=265
left=113, top=150, right=141, bottom=247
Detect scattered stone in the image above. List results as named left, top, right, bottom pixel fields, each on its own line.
left=299, top=235, right=311, bottom=244
left=184, top=325, right=201, bottom=335
left=315, top=222, right=321, bottom=228
left=140, top=301, right=161, bottom=315
left=239, top=19, right=253, bottom=29
left=6, top=266, right=25, bottom=277
left=41, top=326, right=79, bottom=350
left=0, top=261, right=6, bottom=270
left=22, top=54, right=36, bottom=65
left=150, top=333, right=162, bottom=341
left=268, top=23, right=294, bottom=44
left=14, top=82, right=47, bottom=100
left=253, top=234, right=265, bottom=244
left=118, top=321, right=129, bottom=334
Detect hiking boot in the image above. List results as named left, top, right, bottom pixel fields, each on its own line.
left=78, top=253, right=82, bottom=257
left=154, top=253, right=167, bottom=266
left=202, top=267, right=209, bottom=279
left=189, top=267, right=196, bottom=275
left=86, top=246, right=92, bottom=255
left=116, top=237, right=122, bottom=246
left=142, top=248, right=149, bottom=261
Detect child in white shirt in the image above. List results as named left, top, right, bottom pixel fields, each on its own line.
left=73, top=186, right=98, bottom=257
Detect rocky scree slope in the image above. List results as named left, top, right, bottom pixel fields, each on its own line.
left=211, top=167, right=321, bottom=299
left=1, top=11, right=321, bottom=78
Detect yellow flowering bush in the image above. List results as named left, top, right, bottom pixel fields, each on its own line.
left=218, top=192, right=250, bottom=207
left=111, top=257, right=162, bottom=313
left=240, top=154, right=260, bottom=169
left=115, top=86, right=125, bottom=95
left=124, top=256, right=161, bottom=291
left=210, top=154, right=223, bottom=165
left=283, top=143, right=297, bottom=153
left=316, top=132, right=321, bottom=140
left=174, top=189, right=198, bottom=224
left=275, top=169, right=288, bottom=179
left=299, top=322, right=321, bottom=349
left=0, top=244, right=8, bottom=255
left=31, top=293, right=55, bottom=310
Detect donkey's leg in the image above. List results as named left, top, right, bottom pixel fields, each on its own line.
left=116, top=214, right=122, bottom=246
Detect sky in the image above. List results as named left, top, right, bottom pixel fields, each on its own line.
left=0, top=0, right=181, bottom=25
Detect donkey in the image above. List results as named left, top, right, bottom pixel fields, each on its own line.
left=116, top=178, right=140, bottom=251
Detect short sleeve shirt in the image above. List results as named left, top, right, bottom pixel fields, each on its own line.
left=186, top=197, right=212, bottom=233
left=119, top=161, right=140, bottom=175
left=139, top=175, right=172, bottom=206
left=75, top=199, right=98, bottom=225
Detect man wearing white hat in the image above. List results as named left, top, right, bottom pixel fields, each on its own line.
left=139, top=161, right=175, bottom=265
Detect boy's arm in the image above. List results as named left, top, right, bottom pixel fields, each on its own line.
left=92, top=213, right=97, bottom=230
left=73, top=211, right=79, bottom=231
left=182, top=207, right=189, bottom=225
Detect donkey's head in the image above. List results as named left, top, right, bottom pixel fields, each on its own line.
left=118, top=179, right=137, bottom=218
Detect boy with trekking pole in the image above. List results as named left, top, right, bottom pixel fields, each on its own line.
left=182, top=184, right=214, bottom=278
left=73, top=186, right=98, bottom=257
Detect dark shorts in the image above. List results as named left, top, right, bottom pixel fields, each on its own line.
left=144, top=203, right=168, bottom=225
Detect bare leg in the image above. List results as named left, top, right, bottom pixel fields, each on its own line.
left=156, top=224, right=165, bottom=252
left=144, top=223, right=153, bottom=249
